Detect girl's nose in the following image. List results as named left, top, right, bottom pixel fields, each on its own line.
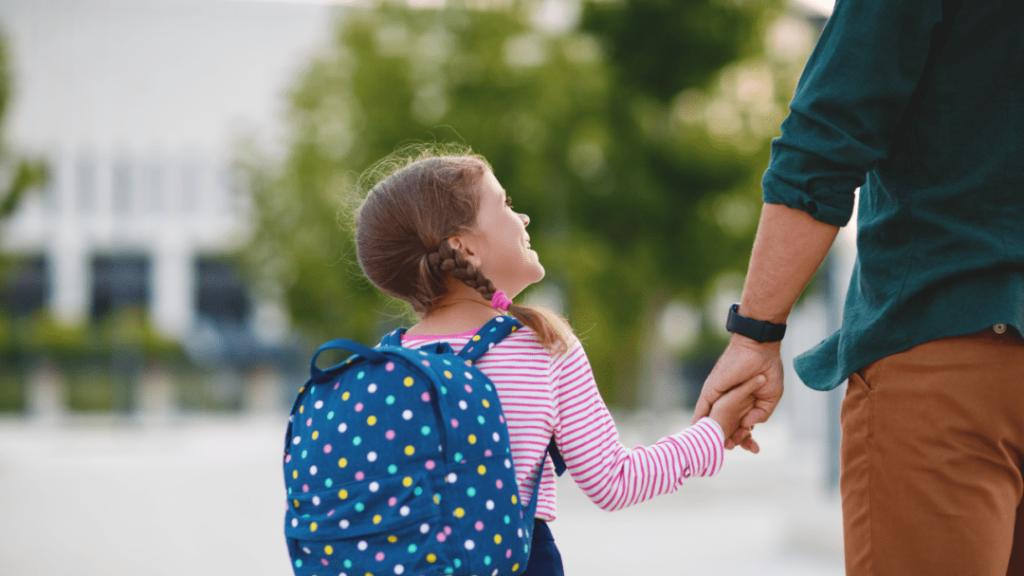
left=519, top=213, right=530, bottom=227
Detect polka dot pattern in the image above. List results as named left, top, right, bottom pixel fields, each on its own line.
left=283, top=316, right=537, bottom=576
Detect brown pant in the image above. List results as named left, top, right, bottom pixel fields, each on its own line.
left=841, top=326, right=1024, bottom=576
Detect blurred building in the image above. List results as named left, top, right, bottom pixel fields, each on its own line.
left=0, top=0, right=844, bottom=420
left=0, top=0, right=837, bottom=343
left=0, top=0, right=333, bottom=344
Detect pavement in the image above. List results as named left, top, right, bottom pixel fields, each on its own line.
left=0, top=411, right=844, bottom=576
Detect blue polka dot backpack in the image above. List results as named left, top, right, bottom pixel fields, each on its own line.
left=283, top=316, right=565, bottom=576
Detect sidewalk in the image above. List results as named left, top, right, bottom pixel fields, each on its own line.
left=555, top=411, right=844, bottom=575
left=0, top=412, right=843, bottom=576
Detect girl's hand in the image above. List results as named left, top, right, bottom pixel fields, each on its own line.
left=709, top=374, right=765, bottom=449
left=694, top=335, right=785, bottom=452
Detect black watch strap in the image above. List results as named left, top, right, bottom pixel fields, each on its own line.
left=726, top=303, right=786, bottom=343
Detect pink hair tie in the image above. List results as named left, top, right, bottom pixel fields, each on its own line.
left=491, top=290, right=513, bottom=313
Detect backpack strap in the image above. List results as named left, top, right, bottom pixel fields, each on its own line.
left=379, top=327, right=406, bottom=348
left=309, top=338, right=386, bottom=383
left=380, top=315, right=566, bottom=482
left=379, top=315, right=521, bottom=359
left=523, top=439, right=567, bottom=534
left=456, top=316, right=568, bottom=479
left=379, top=327, right=457, bottom=356
left=547, top=437, right=567, bottom=476
left=457, top=316, right=523, bottom=363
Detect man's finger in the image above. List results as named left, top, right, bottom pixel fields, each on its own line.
left=692, top=392, right=719, bottom=424
left=740, top=393, right=778, bottom=427
left=694, top=371, right=763, bottom=424
left=734, top=373, right=767, bottom=397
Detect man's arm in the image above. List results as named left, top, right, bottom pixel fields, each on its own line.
left=692, top=203, right=838, bottom=448
left=740, top=203, right=840, bottom=325
left=692, top=0, right=948, bottom=451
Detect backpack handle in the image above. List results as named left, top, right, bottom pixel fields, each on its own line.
left=457, top=317, right=522, bottom=362
left=310, top=339, right=387, bottom=383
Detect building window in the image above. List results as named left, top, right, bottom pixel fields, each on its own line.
left=112, top=157, right=134, bottom=215
left=145, top=160, right=164, bottom=214
left=90, top=255, right=151, bottom=319
left=75, top=152, right=97, bottom=214
left=42, top=160, right=59, bottom=212
left=0, top=256, right=49, bottom=318
left=195, top=257, right=250, bottom=325
left=218, top=166, right=241, bottom=214
left=180, top=160, right=200, bottom=215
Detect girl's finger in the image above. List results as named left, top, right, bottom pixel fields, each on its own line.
left=741, top=436, right=760, bottom=454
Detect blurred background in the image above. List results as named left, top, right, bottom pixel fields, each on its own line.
left=0, top=0, right=852, bottom=574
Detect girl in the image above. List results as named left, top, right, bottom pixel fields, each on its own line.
left=353, top=149, right=761, bottom=575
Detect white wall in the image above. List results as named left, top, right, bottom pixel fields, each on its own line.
left=0, top=0, right=335, bottom=336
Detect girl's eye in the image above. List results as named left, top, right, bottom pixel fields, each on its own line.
left=505, top=196, right=513, bottom=209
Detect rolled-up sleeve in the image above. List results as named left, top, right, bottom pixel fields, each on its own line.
left=762, top=0, right=945, bottom=227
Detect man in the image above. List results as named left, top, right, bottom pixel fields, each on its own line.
left=692, top=0, right=1024, bottom=574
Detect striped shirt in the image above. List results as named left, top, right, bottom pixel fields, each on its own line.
left=401, top=325, right=725, bottom=522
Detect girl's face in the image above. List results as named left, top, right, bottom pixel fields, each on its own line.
left=454, top=170, right=544, bottom=298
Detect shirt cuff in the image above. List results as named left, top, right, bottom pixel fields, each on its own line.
left=762, top=169, right=856, bottom=228
left=673, top=417, right=725, bottom=479
left=701, top=416, right=725, bottom=444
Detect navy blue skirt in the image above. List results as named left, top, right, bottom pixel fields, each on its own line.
left=522, top=520, right=564, bottom=576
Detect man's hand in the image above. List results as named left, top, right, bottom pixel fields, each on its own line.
left=709, top=374, right=763, bottom=434
left=693, top=335, right=785, bottom=452
left=692, top=202, right=837, bottom=452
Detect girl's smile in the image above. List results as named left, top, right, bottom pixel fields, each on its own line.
left=450, top=170, right=545, bottom=299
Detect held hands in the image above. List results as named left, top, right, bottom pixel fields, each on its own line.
left=709, top=374, right=764, bottom=452
left=694, top=335, right=785, bottom=453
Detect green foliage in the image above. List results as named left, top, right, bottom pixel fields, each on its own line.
left=240, top=1, right=786, bottom=406
left=65, top=368, right=118, bottom=412
left=0, top=23, right=50, bottom=308
left=583, top=0, right=762, bottom=102
left=0, top=26, right=48, bottom=226
left=0, top=308, right=182, bottom=361
left=176, top=369, right=244, bottom=412
left=0, top=369, right=22, bottom=411
left=0, top=309, right=187, bottom=412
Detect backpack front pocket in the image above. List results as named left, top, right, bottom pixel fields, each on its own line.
left=286, top=472, right=466, bottom=575
left=285, top=472, right=440, bottom=540
left=287, top=510, right=459, bottom=576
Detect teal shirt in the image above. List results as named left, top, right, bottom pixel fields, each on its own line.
left=762, top=0, right=1024, bottom=391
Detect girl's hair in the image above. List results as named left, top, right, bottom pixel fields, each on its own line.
left=354, top=148, right=570, bottom=354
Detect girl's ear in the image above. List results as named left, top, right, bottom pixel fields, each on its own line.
left=446, top=235, right=482, bottom=268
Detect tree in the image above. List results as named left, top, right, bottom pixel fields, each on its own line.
left=240, top=0, right=787, bottom=406
left=0, top=24, right=50, bottom=331
left=0, top=23, right=50, bottom=322
left=0, top=26, right=47, bottom=226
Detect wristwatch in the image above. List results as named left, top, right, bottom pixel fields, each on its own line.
left=726, top=303, right=786, bottom=343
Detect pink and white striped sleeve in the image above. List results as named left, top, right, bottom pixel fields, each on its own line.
left=552, top=338, right=726, bottom=512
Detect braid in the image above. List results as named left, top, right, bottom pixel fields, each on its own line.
left=429, top=242, right=497, bottom=300
left=424, top=241, right=570, bottom=355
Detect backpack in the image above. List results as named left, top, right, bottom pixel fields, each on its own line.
left=283, top=316, right=564, bottom=576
